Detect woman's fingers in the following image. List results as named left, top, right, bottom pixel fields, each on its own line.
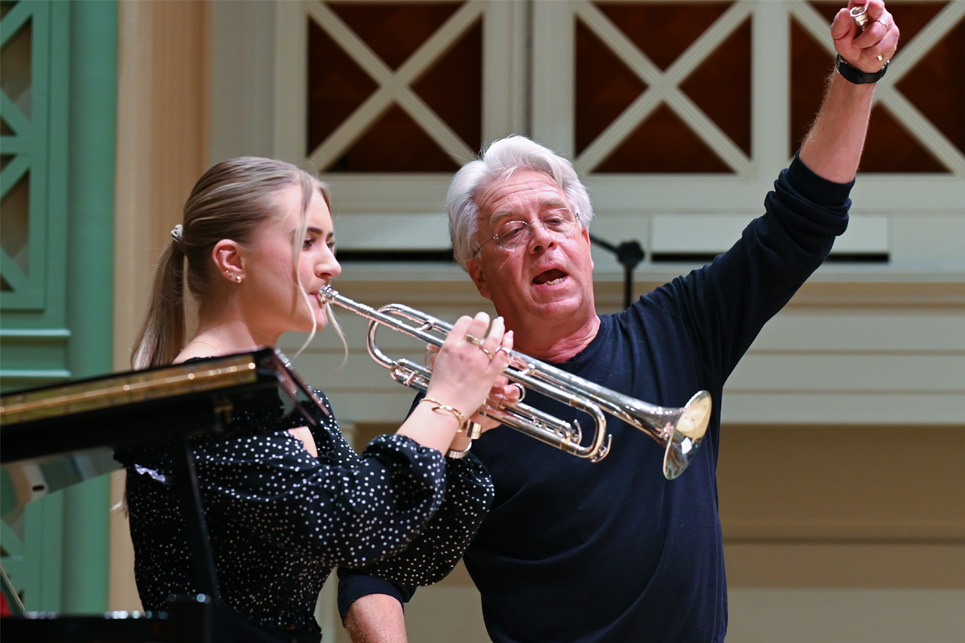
left=430, top=313, right=513, bottom=410
left=444, top=312, right=512, bottom=373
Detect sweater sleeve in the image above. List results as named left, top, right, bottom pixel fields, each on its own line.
left=336, top=568, right=415, bottom=622
left=650, top=153, right=852, bottom=382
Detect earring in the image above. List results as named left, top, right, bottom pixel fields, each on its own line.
left=225, top=270, right=243, bottom=283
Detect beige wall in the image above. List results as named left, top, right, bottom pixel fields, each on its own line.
left=331, top=418, right=965, bottom=642
left=109, top=3, right=965, bottom=641
left=110, top=0, right=211, bottom=610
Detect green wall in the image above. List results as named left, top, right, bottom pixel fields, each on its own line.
left=1, top=0, right=118, bottom=614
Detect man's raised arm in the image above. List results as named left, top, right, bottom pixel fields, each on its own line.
left=799, top=1, right=900, bottom=183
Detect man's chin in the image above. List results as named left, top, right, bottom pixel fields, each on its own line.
left=531, top=278, right=584, bottom=300
left=528, top=295, right=584, bottom=319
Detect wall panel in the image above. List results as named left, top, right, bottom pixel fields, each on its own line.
left=108, top=0, right=211, bottom=613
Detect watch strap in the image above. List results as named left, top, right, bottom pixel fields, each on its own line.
left=835, top=54, right=888, bottom=84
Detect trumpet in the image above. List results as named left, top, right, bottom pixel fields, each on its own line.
left=318, top=286, right=712, bottom=479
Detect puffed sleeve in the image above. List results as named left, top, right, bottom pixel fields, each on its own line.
left=345, top=452, right=494, bottom=585
left=189, top=428, right=456, bottom=572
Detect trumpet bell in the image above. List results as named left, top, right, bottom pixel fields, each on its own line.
left=658, top=390, right=712, bottom=480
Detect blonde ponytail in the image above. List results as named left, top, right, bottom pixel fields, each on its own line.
left=131, top=240, right=187, bottom=369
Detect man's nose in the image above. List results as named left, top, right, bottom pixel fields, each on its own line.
left=527, top=220, right=556, bottom=252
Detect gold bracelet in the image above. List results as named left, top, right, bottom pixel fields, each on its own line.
left=420, top=397, right=468, bottom=434
left=445, top=443, right=472, bottom=459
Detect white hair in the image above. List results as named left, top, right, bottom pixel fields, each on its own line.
left=447, top=136, right=593, bottom=271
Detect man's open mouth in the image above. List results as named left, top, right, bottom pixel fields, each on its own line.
left=534, top=269, right=567, bottom=286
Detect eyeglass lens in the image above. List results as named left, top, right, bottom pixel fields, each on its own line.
left=494, top=209, right=578, bottom=250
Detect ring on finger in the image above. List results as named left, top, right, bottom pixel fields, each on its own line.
left=510, top=382, right=526, bottom=402
left=465, top=334, right=484, bottom=346
left=480, top=346, right=495, bottom=361
left=495, top=345, right=512, bottom=358
left=850, top=5, right=870, bottom=29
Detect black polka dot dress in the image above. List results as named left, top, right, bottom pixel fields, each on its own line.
left=119, top=387, right=493, bottom=636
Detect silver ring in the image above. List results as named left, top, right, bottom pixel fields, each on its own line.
left=465, top=334, right=483, bottom=346
left=495, top=345, right=512, bottom=358
left=510, top=382, right=526, bottom=402
left=850, top=6, right=870, bottom=29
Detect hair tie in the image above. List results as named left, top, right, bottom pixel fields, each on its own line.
left=170, top=224, right=184, bottom=245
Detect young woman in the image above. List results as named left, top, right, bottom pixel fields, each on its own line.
left=120, top=157, right=513, bottom=639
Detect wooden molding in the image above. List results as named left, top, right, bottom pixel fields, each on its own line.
left=110, top=0, right=211, bottom=611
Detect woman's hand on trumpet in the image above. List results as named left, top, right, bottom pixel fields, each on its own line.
left=398, top=312, right=513, bottom=454
left=446, top=381, right=524, bottom=453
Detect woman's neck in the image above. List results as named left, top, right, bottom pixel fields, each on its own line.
left=175, top=318, right=278, bottom=363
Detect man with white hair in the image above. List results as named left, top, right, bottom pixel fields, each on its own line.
left=338, top=3, right=899, bottom=641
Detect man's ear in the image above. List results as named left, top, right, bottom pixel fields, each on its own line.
left=582, top=227, right=594, bottom=271
left=212, top=240, right=244, bottom=281
left=466, top=257, right=492, bottom=300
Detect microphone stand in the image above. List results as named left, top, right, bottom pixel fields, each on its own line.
left=589, top=234, right=645, bottom=309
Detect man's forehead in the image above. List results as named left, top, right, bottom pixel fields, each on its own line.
left=477, top=170, right=567, bottom=218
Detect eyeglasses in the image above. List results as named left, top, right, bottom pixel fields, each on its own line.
left=475, top=208, right=579, bottom=254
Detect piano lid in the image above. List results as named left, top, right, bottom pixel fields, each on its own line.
left=0, top=348, right=323, bottom=525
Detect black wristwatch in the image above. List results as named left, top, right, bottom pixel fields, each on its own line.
left=835, top=54, right=888, bottom=84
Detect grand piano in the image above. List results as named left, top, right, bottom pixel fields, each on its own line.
left=0, top=348, right=324, bottom=642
